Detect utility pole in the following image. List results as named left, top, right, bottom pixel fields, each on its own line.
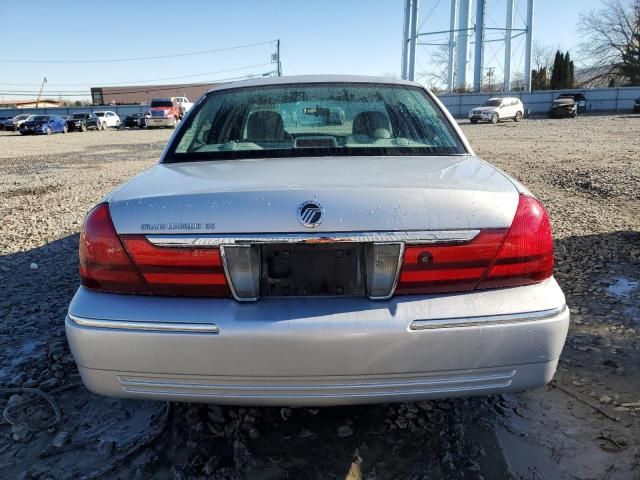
left=524, top=0, right=534, bottom=92
left=455, top=0, right=472, bottom=91
left=401, top=0, right=412, bottom=80
left=504, top=0, right=514, bottom=92
left=447, top=0, right=458, bottom=93
left=486, top=66, right=495, bottom=91
left=473, top=0, right=486, bottom=92
left=407, top=0, right=419, bottom=81
left=276, top=39, right=282, bottom=77
left=36, top=77, right=47, bottom=108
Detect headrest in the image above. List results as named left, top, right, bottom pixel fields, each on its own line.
left=352, top=111, right=391, bottom=139
left=246, top=111, right=287, bottom=142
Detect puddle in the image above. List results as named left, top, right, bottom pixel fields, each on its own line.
left=607, top=276, right=639, bottom=299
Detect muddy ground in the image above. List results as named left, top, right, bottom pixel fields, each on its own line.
left=0, top=115, right=639, bottom=479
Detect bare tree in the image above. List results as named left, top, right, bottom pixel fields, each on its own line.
left=533, top=42, right=556, bottom=73
left=578, top=0, right=640, bottom=85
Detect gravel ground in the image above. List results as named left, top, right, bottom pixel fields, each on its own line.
left=0, top=115, right=639, bottom=479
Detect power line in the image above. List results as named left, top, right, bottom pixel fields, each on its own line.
left=0, top=40, right=276, bottom=64
left=0, top=63, right=274, bottom=87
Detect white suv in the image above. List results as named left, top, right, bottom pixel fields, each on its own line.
left=93, top=111, right=121, bottom=129
left=468, top=97, right=524, bottom=124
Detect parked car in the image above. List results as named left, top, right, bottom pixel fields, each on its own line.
left=94, top=111, right=121, bottom=129
left=146, top=98, right=181, bottom=128
left=0, top=115, right=13, bottom=130
left=548, top=98, right=577, bottom=118
left=122, top=112, right=146, bottom=129
left=4, top=114, right=32, bottom=131
left=468, top=97, right=524, bottom=124
left=19, top=115, right=67, bottom=135
left=66, top=113, right=102, bottom=132
left=556, top=93, right=586, bottom=113
left=66, top=75, right=569, bottom=406
left=633, top=97, right=640, bottom=114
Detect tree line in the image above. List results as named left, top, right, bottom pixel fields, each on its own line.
left=532, top=0, right=639, bottom=89
left=532, top=50, right=575, bottom=91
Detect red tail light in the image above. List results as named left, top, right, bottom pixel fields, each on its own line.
left=396, top=194, right=553, bottom=295
left=121, top=236, right=230, bottom=297
left=395, top=230, right=507, bottom=294
left=477, top=195, right=553, bottom=289
left=79, top=203, right=230, bottom=297
left=79, top=204, right=149, bottom=294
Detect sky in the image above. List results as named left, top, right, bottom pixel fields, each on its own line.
left=0, top=0, right=604, bottom=100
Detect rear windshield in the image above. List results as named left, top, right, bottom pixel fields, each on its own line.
left=31, top=115, right=49, bottom=122
left=165, top=83, right=465, bottom=162
left=483, top=99, right=502, bottom=107
left=95, top=112, right=105, bottom=117
left=151, top=100, right=174, bottom=108
left=71, top=113, right=86, bottom=119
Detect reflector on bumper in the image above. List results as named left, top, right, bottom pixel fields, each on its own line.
left=221, top=245, right=261, bottom=301
left=365, top=243, right=404, bottom=299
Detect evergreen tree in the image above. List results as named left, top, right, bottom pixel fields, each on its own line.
left=531, top=66, right=549, bottom=90
left=550, top=50, right=562, bottom=89
left=551, top=50, right=575, bottom=89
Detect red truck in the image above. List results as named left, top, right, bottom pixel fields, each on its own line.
left=146, top=97, right=190, bottom=128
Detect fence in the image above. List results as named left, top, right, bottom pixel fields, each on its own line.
left=1, top=86, right=639, bottom=120
left=437, top=86, right=640, bottom=117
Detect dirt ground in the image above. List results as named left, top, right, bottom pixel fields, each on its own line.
left=0, top=115, right=639, bottom=479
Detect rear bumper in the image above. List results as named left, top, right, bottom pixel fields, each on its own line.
left=146, top=117, right=175, bottom=127
left=66, top=279, right=569, bottom=405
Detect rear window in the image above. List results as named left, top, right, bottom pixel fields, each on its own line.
left=95, top=112, right=105, bottom=117
left=483, top=99, right=502, bottom=107
left=165, top=83, right=465, bottom=162
left=31, top=116, right=49, bottom=122
left=151, top=99, right=174, bottom=108
left=71, top=113, right=86, bottom=119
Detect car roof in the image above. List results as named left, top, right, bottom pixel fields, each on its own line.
left=206, top=75, right=419, bottom=94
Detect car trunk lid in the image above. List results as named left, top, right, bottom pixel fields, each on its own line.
left=108, top=155, right=519, bottom=234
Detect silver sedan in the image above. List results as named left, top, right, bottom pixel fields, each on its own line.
left=66, top=75, right=569, bottom=406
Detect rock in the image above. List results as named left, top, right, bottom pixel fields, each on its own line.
left=11, top=425, right=31, bottom=443
left=337, top=425, right=354, bottom=438
left=395, top=417, right=409, bottom=429
left=7, top=394, right=24, bottom=408
left=22, top=378, right=38, bottom=388
left=97, top=439, right=115, bottom=456
left=30, top=263, right=38, bottom=270
left=8, top=372, right=26, bottom=387
left=599, top=395, right=613, bottom=405
left=52, top=431, right=70, bottom=448
left=203, top=456, right=220, bottom=475
left=207, top=405, right=225, bottom=424
left=297, top=428, right=315, bottom=439
left=38, top=378, right=59, bottom=391
left=233, top=439, right=252, bottom=470
left=280, top=407, right=292, bottom=421
left=416, top=401, right=433, bottom=411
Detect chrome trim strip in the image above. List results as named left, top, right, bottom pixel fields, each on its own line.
left=118, top=369, right=516, bottom=391
left=67, top=314, right=219, bottom=334
left=409, top=306, right=567, bottom=331
left=146, top=230, right=480, bottom=247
